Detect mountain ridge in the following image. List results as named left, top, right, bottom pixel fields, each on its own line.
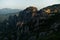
left=0, top=4, right=60, bottom=40
left=0, top=8, right=21, bottom=14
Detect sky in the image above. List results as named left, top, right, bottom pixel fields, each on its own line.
left=0, top=0, right=60, bottom=9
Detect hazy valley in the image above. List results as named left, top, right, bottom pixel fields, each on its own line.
left=0, top=8, right=21, bottom=22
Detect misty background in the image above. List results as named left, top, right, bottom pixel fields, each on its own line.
left=0, top=0, right=60, bottom=9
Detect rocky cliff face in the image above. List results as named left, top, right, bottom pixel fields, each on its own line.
left=0, top=4, right=60, bottom=40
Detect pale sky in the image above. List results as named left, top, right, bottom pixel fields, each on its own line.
left=0, top=0, right=60, bottom=9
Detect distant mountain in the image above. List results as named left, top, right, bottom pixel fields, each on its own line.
left=0, top=8, right=21, bottom=22
left=0, top=8, right=21, bottom=14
